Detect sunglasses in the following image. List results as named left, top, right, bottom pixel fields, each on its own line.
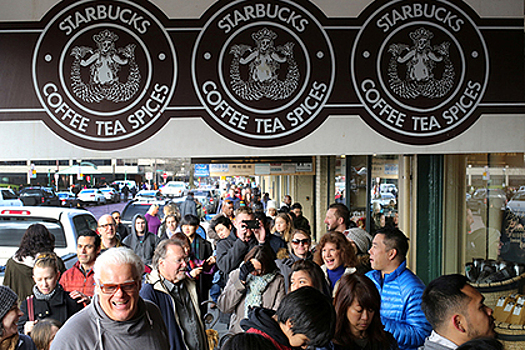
left=98, top=280, right=137, bottom=295
left=291, top=239, right=311, bottom=245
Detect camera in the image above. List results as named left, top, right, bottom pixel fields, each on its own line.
left=242, top=220, right=260, bottom=229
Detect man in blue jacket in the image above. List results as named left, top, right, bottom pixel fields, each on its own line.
left=366, top=227, right=431, bottom=350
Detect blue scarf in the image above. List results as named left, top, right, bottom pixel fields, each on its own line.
left=327, top=264, right=345, bottom=291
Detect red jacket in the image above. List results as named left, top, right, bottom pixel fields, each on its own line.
left=59, top=261, right=96, bottom=297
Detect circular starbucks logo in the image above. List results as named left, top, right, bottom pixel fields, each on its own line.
left=351, top=0, right=488, bottom=144
left=192, top=0, right=334, bottom=146
left=33, top=0, right=176, bottom=150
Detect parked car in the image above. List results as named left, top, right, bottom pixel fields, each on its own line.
left=507, top=191, right=525, bottom=217
left=160, top=181, right=186, bottom=198
left=100, top=187, right=119, bottom=203
left=0, top=206, right=97, bottom=277
left=371, top=192, right=396, bottom=209
left=56, top=191, right=80, bottom=207
left=135, top=190, right=163, bottom=201
left=0, top=188, right=22, bottom=206
left=467, top=188, right=507, bottom=213
left=19, top=186, right=60, bottom=206
left=112, top=180, right=137, bottom=191
left=77, top=188, right=107, bottom=205
left=380, top=183, right=398, bottom=197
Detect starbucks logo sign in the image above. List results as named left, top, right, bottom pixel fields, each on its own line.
left=192, top=0, right=335, bottom=146
left=351, top=0, right=488, bottom=144
left=32, top=0, right=177, bottom=149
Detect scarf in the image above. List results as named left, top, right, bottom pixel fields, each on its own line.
left=0, top=333, right=18, bottom=350
left=33, top=283, right=61, bottom=301
left=244, top=271, right=277, bottom=317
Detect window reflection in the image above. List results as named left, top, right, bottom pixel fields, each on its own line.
left=465, top=153, right=525, bottom=265
left=336, top=155, right=400, bottom=235
left=370, top=156, right=399, bottom=234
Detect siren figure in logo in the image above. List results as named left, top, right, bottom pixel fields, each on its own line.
left=241, top=29, right=287, bottom=83
left=70, top=29, right=140, bottom=103
left=388, top=27, right=454, bottom=99
left=229, top=27, right=299, bottom=101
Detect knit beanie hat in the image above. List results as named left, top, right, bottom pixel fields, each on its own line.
left=266, top=200, right=277, bottom=210
left=345, top=228, right=372, bottom=255
left=0, top=286, right=18, bottom=320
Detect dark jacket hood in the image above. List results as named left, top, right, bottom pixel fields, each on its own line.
left=240, top=307, right=290, bottom=347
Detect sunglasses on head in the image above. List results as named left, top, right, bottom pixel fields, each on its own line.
left=35, top=253, right=57, bottom=262
left=291, top=239, right=310, bottom=245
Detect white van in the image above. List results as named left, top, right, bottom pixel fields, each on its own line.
left=112, top=180, right=137, bottom=191
left=160, top=181, right=187, bottom=198
left=0, top=207, right=98, bottom=283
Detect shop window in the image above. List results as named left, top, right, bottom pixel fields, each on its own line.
left=465, top=153, right=525, bottom=265
left=337, top=155, right=400, bottom=234
left=370, top=156, right=399, bottom=235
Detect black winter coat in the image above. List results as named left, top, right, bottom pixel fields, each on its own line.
left=18, top=285, right=83, bottom=333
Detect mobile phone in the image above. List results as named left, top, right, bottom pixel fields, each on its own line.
left=202, top=260, right=213, bottom=272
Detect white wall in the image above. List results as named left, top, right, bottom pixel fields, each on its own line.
left=0, top=0, right=522, bottom=159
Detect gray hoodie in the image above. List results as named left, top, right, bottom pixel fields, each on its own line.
left=50, top=295, right=169, bottom=350
left=122, top=214, right=161, bottom=265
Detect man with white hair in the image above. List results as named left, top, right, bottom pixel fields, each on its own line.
left=140, top=239, right=207, bottom=350
left=51, top=247, right=169, bottom=350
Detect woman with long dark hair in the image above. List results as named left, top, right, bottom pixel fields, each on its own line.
left=0, top=286, right=36, bottom=350
left=333, top=273, right=398, bottom=350
left=289, top=259, right=331, bottom=297
left=218, top=245, right=285, bottom=336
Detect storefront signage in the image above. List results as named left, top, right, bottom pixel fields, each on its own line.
left=0, top=0, right=522, bottom=149
left=192, top=0, right=334, bottom=146
left=351, top=0, right=489, bottom=144
left=194, top=164, right=210, bottom=177
left=31, top=0, right=177, bottom=149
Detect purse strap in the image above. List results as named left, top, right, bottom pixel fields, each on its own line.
left=26, top=295, right=34, bottom=321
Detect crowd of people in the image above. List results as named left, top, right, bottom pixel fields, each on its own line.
left=0, top=186, right=499, bottom=350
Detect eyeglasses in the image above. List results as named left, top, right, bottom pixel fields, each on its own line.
left=98, top=280, right=137, bottom=295
left=291, top=239, right=311, bottom=245
left=113, top=216, right=121, bottom=220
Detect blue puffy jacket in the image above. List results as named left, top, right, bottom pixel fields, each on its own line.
left=366, top=261, right=431, bottom=350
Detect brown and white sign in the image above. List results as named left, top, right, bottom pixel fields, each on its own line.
left=192, top=0, right=335, bottom=147
left=32, top=0, right=177, bottom=149
left=351, top=0, right=488, bottom=144
left=0, top=0, right=521, bottom=152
